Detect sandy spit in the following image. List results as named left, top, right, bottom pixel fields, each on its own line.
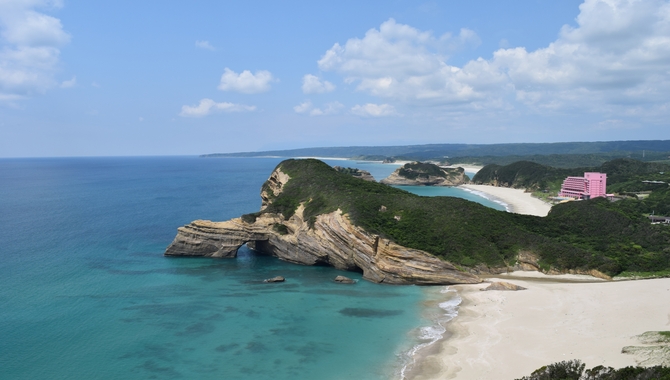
left=411, top=273, right=670, bottom=380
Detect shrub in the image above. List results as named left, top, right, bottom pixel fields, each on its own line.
left=272, top=223, right=289, bottom=235
left=241, top=212, right=261, bottom=224
left=516, top=360, right=670, bottom=380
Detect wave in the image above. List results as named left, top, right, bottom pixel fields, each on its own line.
left=460, top=187, right=512, bottom=212
left=399, top=287, right=462, bottom=380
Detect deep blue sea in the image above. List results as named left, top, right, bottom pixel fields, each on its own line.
left=0, top=157, right=503, bottom=380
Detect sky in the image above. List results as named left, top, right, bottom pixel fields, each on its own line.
left=1, top=0, right=669, bottom=157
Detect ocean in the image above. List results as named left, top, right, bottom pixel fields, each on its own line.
left=0, top=156, right=504, bottom=379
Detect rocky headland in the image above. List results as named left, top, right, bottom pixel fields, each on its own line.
left=333, top=166, right=375, bottom=182
left=165, top=162, right=481, bottom=285
left=165, top=159, right=670, bottom=285
left=381, top=161, right=467, bottom=186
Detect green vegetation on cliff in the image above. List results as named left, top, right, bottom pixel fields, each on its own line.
left=397, top=162, right=451, bottom=179
left=382, top=161, right=466, bottom=185
left=333, top=166, right=364, bottom=175
left=255, top=159, right=670, bottom=276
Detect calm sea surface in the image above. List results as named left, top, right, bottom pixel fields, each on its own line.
left=0, top=157, right=503, bottom=379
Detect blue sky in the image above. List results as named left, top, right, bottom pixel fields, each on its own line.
left=1, top=0, right=669, bottom=157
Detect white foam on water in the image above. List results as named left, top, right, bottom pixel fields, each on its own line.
left=399, top=287, right=462, bottom=380
left=460, top=187, right=512, bottom=212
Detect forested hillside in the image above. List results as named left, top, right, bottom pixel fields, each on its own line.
left=250, top=159, right=670, bottom=277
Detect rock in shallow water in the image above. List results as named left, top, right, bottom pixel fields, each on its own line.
left=263, top=276, right=285, bottom=283
left=334, top=275, right=355, bottom=284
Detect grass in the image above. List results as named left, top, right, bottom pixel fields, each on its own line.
left=614, top=269, right=670, bottom=279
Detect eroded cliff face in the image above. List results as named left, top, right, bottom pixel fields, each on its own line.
left=165, top=166, right=481, bottom=285
left=260, top=167, right=290, bottom=210
left=165, top=207, right=480, bottom=285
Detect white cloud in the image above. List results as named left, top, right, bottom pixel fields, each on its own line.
left=311, top=101, right=343, bottom=116
left=485, top=0, right=670, bottom=111
left=301, top=74, right=335, bottom=94
left=179, top=98, right=256, bottom=117
left=0, top=0, right=70, bottom=100
left=218, top=68, right=275, bottom=94
left=351, top=103, right=397, bottom=117
left=0, top=92, right=25, bottom=108
left=595, top=118, right=641, bottom=130
left=195, top=40, right=215, bottom=51
left=293, top=100, right=313, bottom=114
left=60, top=75, right=75, bottom=88
left=317, top=19, right=484, bottom=105
left=294, top=100, right=344, bottom=116
left=318, top=3, right=670, bottom=120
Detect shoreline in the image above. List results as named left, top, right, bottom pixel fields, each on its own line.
left=459, top=184, right=552, bottom=217
left=409, top=273, right=670, bottom=380
left=444, top=164, right=484, bottom=174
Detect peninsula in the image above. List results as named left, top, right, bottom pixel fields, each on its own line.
left=165, top=159, right=670, bottom=284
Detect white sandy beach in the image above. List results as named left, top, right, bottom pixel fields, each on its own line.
left=412, top=273, right=670, bottom=380
left=460, top=184, right=552, bottom=217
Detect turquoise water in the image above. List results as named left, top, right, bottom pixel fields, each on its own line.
left=322, top=159, right=507, bottom=211
left=0, top=157, right=498, bottom=379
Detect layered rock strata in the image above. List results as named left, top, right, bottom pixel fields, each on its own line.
left=165, top=208, right=480, bottom=285
left=165, top=166, right=481, bottom=285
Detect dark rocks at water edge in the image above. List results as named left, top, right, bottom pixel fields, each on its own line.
left=334, top=275, right=355, bottom=284
left=263, top=276, right=285, bottom=283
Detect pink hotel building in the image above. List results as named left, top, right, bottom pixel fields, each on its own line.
left=559, top=172, right=607, bottom=199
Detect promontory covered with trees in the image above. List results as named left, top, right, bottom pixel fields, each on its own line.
left=167, top=159, right=670, bottom=281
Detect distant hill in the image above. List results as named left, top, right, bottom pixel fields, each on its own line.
left=203, top=140, right=670, bottom=167
left=472, top=158, right=670, bottom=190
left=447, top=152, right=670, bottom=168
left=472, top=158, right=670, bottom=215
